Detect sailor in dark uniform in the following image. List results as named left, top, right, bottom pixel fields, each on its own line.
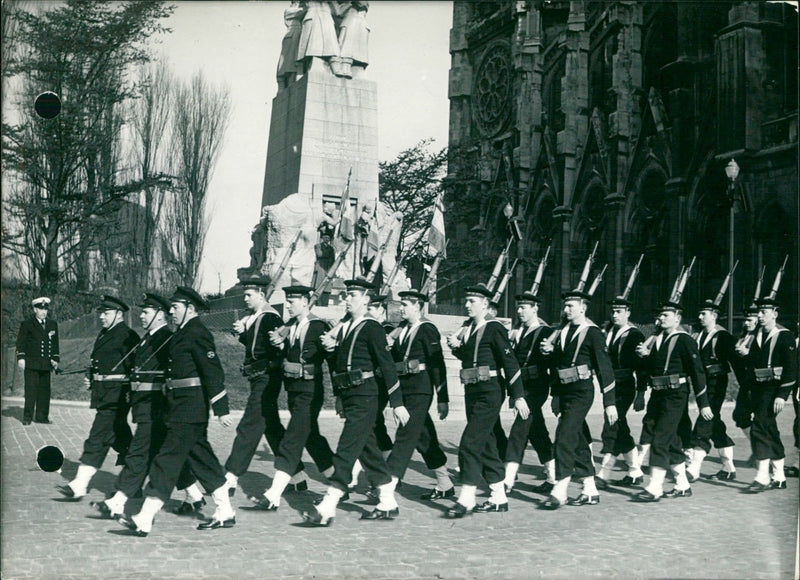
left=731, top=305, right=760, bottom=441
left=119, top=287, right=234, bottom=536
left=383, top=289, right=454, bottom=502
left=16, top=296, right=59, bottom=424
left=303, top=278, right=408, bottom=525
left=249, top=285, right=335, bottom=510
left=92, top=293, right=171, bottom=519
left=222, top=276, right=306, bottom=496
left=539, top=290, right=617, bottom=509
left=599, top=297, right=646, bottom=488
left=58, top=296, right=138, bottom=500
left=445, top=284, right=529, bottom=518
left=633, top=301, right=712, bottom=502
left=367, top=294, right=395, bottom=462
left=685, top=300, right=737, bottom=481
left=502, top=291, right=555, bottom=494
left=743, top=297, right=797, bottom=492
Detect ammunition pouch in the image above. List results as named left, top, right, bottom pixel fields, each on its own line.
left=520, top=365, right=540, bottom=382
left=282, top=361, right=316, bottom=380
left=331, top=369, right=374, bottom=391
left=241, top=359, right=278, bottom=379
left=459, top=366, right=496, bottom=385
left=650, top=374, right=686, bottom=390
left=557, top=364, right=592, bottom=385
left=704, top=363, right=725, bottom=378
left=754, top=367, right=783, bottom=383
left=395, top=359, right=425, bottom=376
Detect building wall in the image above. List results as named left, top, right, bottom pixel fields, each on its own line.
left=445, top=1, right=798, bottom=326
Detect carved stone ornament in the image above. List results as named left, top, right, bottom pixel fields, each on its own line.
left=472, top=41, right=513, bottom=138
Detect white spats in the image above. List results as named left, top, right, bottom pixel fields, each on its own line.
left=770, top=458, right=785, bottom=483
left=623, top=448, right=643, bottom=478
left=69, top=464, right=97, bottom=496
left=544, top=459, right=556, bottom=484
left=316, top=486, right=345, bottom=518
left=184, top=483, right=204, bottom=503
left=645, top=466, right=667, bottom=498
left=488, top=481, right=507, bottom=505
left=211, top=485, right=235, bottom=521
left=456, top=484, right=477, bottom=510
left=598, top=454, right=617, bottom=481
left=503, top=462, right=520, bottom=489
left=718, top=446, right=736, bottom=473
left=686, top=449, right=707, bottom=480
left=265, top=470, right=292, bottom=505
left=582, top=476, right=598, bottom=496
left=136, top=496, right=165, bottom=533
left=376, top=477, right=399, bottom=511
left=350, top=460, right=363, bottom=488
left=754, top=459, right=770, bottom=485
left=105, top=491, right=127, bottom=515
left=671, top=463, right=690, bottom=491
left=551, top=477, right=570, bottom=503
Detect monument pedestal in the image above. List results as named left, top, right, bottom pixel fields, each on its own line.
left=262, top=64, right=379, bottom=208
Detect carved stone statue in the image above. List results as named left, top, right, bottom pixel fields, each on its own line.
left=296, top=1, right=340, bottom=72
left=248, top=208, right=270, bottom=272
left=277, top=1, right=307, bottom=88
left=332, top=1, right=370, bottom=78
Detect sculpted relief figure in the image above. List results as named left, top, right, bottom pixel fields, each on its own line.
left=277, top=1, right=307, bottom=88
left=332, top=1, right=370, bottom=78
left=296, top=1, right=340, bottom=74
left=248, top=207, right=271, bottom=272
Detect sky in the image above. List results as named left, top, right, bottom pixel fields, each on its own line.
left=154, top=1, right=454, bottom=293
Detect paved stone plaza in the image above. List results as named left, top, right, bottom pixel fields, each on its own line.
left=1, top=397, right=797, bottom=579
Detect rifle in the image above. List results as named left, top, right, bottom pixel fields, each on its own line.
left=264, top=230, right=303, bottom=301
left=575, top=241, right=599, bottom=292
left=379, top=246, right=412, bottom=296
left=332, top=168, right=353, bottom=242
left=587, top=263, right=608, bottom=297
left=620, top=253, right=644, bottom=301
left=486, top=238, right=513, bottom=292
left=752, top=265, right=766, bottom=304
left=309, top=239, right=355, bottom=309
left=56, top=366, right=93, bottom=376
left=420, top=240, right=450, bottom=295
left=529, top=244, right=551, bottom=296
left=673, top=256, right=696, bottom=303
left=491, top=258, right=519, bottom=304
left=713, top=259, right=739, bottom=306
left=767, top=254, right=789, bottom=300
left=668, top=265, right=685, bottom=303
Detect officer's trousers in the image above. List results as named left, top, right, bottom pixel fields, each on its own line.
left=23, top=368, right=51, bottom=422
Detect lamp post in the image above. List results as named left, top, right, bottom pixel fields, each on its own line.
left=724, top=158, right=740, bottom=329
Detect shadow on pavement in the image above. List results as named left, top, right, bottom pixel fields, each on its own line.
left=2, top=405, right=25, bottom=422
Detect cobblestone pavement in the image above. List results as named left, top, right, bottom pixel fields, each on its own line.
left=2, top=397, right=798, bottom=580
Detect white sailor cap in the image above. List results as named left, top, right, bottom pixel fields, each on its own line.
left=32, top=297, right=51, bottom=307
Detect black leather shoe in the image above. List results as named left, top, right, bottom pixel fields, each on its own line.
left=22, top=419, right=32, bottom=426
left=420, top=487, right=455, bottom=501
left=171, top=498, right=206, bottom=516
left=89, top=500, right=118, bottom=519
left=247, top=495, right=278, bottom=511
left=567, top=494, right=600, bottom=506
left=707, top=470, right=736, bottom=481
left=56, top=485, right=83, bottom=501
left=197, top=516, right=235, bottom=530
left=444, top=503, right=472, bottom=518
left=474, top=500, right=508, bottom=513
left=538, top=495, right=563, bottom=510
left=784, top=466, right=799, bottom=478
left=288, top=480, right=308, bottom=493
left=302, top=510, right=333, bottom=527
left=663, top=487, right=692, bottom=498
left=36, top=419, right=52, bottom=424
left=360, top=507, right=399, bottom=520
left=532, top=481, right=554, bottom=495
left=770, top=480, right=787, bottom=490
left=632, top=490, right=660, bottom=503
left=117, top=514, right=148, bottom=537
left=744, top=481, right=772, bottom=493
left=312, top=491, right=349, bottom=506
left=615, top=475, right=643, bottom=487
left=595, top=477, right=609, bottom=490
left=364, top=486, right=380, bottom=504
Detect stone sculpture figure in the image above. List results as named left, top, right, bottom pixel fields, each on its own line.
left=296, top=1, right=340, bottom=73
left=332, top=1, right=370, bottom=78
left=248, top=209, right=270, bottom=273
left=277, top=1, right=308, bottom=88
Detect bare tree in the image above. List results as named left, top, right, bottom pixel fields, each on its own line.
left=163, top=71, right=231, bottom=287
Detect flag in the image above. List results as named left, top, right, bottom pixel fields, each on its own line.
left=428, top=192, right=446, bottom=258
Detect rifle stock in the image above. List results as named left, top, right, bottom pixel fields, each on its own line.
left=529, top=245, right=551, bottom=295
left=486, top=238, right=513, bottom=292
left=264, top=230, right=303, bottom=301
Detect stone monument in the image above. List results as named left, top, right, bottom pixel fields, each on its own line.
left=240, top=1, right=405, bottom=300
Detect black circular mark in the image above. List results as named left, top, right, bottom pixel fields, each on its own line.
left=34, top=92, right=61, bottom=119
left=36, top=445, right=64, bottom=472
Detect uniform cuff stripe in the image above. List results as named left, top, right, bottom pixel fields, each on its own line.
left=695, top=387, right=707, bottom=398
left=210, top=390, right=227, bottom=404
left=508, top=371, right=521, bottom=384
left=603, top=381, right=616, bottom=393
left=387, top=383, right=400, bottom=396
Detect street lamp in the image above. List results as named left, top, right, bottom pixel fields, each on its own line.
left=724, top=158, right=739, bottom=329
